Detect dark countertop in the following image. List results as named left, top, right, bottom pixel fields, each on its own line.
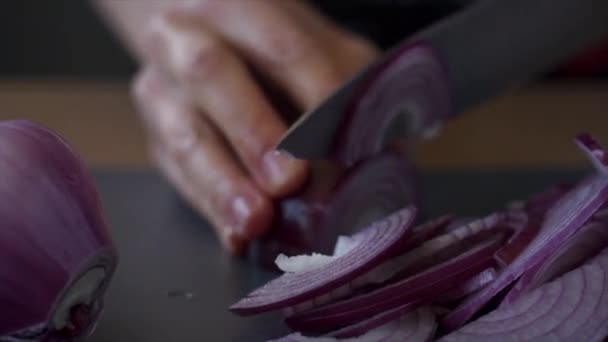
left=88, top=168, right=585, bottom=342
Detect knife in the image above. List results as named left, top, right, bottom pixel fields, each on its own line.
left=276, top=0, right=608, bottom=161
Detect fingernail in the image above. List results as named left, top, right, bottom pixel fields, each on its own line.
left=262, top=150, right=295, bottom=188
left=231, top=190, right=262, bottom=237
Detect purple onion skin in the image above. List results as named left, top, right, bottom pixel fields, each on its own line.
left=332, top=42, right=451, bottom=166
left=248, top=149, right=418, bottom=270
left=0, top=120, right=118, bottom=341
left=525, top=183, right=573, bottom=218
left=576, top=132, right=608, bottom=174
left=410, top=215, right=453, bottom=244
left=495, top=184, right=573, bottom=267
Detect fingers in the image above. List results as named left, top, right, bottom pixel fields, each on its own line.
left=145, top=10, right=308, bottom=198
left=277, top=0, right=380, bottom=73
left=132, top=67, right=274, bottom=255
left=176, top=0, right=376, bottom=110
left=130, top=0, right=382, bottom=255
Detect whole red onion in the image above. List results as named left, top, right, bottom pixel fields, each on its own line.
left=0, top=120, right=118, bottom=341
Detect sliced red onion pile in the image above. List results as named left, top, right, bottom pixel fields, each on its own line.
left=270, top=307, right=437, bottom=342
left=0, top=120, right=118, bottom=341
left=435, top=268, right=497, bottom=305
left=501, top=207, right=608, bottom=306
left=231, top=206, right=418, bottom=316
left=440, top=249, right=608, bottom=342
left=231, top=133, right=608, bottom=341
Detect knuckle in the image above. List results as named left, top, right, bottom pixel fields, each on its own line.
left=310, top=77, right=341, bottom=108
left=157, top=109, right=200, bottom=162
left=146, top=4, right=228, bottom=83
left=339, top=32, right=379, bottom=62
left=174, top=38, right=228, bottom=83
left=131, top=68, right=158, bottom=101
left=319, top=68, right=344, bottom=92
left=187, top=0, right=222, bottom=17
left=149, top=4, right=181, bottom=33
left=237, top=113, right=275, bottom=156
left=141, top=8, right=177, bottom=59
left=260, top=27, right=318, bottom=67
left=351, top=39, right=379, bottom=62
left=233, top=0, right=319, bottom=66
left=144, top=95, right=199, bottom=161
left=131, top=68, right=215, bottom=164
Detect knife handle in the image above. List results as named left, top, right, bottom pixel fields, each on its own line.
left=414, top=0, right=608, bottom=114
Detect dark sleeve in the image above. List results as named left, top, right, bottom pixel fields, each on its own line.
left=309, top=1, right=471, bottom=50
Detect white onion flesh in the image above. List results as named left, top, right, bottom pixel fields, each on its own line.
left=274, top=236, right=359, bottom=274
left=276, top=254, right=337, bottom=274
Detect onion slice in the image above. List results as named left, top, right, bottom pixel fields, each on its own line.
left=275, top=215, right=451, bottom=280
left=408, top=215, right=453, bottom=246
left=328, top=302, right=426, bottom=339
left=278, top=215, right=487, bottom=319
left=524, top=183, right=573, bottom=218
left=440, top=249, right=608, bottom=341
left=230, top=207, right=417, bottom=316
left=0, top=120, right=118, bottom=341
left=322, top=150, right=420, bottom=247
left=332, top=43, right=451, bottom=165
left=496, top=185, right=573, bottom=267
left=440, top=173, right=608, bottom=332
left=362, top=213, right=509, bottom=286
left=576, top=132, right=608, bottom=174
left=285, top=234, right=503, bottom=332
left=502, top=210, right=608, bottom=305
left=436, top=268, right=498, bottom=305
left=444, top=217, right=478, bottom=233
left=493, top=215, right=538, bottom=268
left=269, top=307, right=436, bottom=342
left=333, top=306, right=437, bottom=341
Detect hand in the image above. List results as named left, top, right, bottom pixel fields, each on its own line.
left=127, top=0, right=379, bottom=254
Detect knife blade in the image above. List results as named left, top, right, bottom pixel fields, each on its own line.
left=276, top=0, right=608, bottom=160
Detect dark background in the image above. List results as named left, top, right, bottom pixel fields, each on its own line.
left=0, top=0, right=136, bottom=78
left=0, top=0, right=494, bottom=78
left=2, top=0, right=607, bottom=80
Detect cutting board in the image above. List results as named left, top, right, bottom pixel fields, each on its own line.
left=87, top=168, right=584, bottom=342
